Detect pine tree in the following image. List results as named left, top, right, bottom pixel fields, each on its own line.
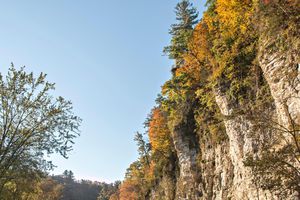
left=134, top=132, right=150, bottom=166
left=163, top=0, right=198, bottom=69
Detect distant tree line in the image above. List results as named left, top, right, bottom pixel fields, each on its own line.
left=50, top=170, right=120, bottom=200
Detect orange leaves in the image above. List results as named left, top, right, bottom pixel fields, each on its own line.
left=117, top=2, right=264, bottom=199
left=148, top=108, right=172, bottom=156
left=119, top=180, right=140, bottom=200
left=116, top=107, right=173, bottom=199
left=143, top=161, right=157, bottom=185
left=262, top=0, right=270, bottom=4
left=182, top=21, right=215, bottom=82
left=186, top=22, right=211, bottom=64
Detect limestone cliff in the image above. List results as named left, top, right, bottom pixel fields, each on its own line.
left=115, top=1, right=300, bottom=200
left=150, top=48, right=299, bottom=200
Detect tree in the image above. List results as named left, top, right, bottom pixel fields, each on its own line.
left=0, top=65, right=81, bottom=193
left=148, top=107, right=172, bottom=158
left=0, top=175, right=63, bottom=200
left=163, top=0, right=198, bottom=68
left=98, top=181, right=120, bottom=200
left=119, top=180, right=140, bottom=200
left=244, top=104, right=300, bottom=198
left=52, top=171, right=108, bottom=200
left=33, top=177, right=64, bottom=200
left=134, top=132, right=150, bottom=166
left=62, top=170, right=75, bottom=182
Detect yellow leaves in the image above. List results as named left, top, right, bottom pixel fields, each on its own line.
left=175, top=66, right=197, bottom=88
left=143, top=161, right=157, bottom=184
left=1, top=177, right=63, bottom=200
left=148, top=108, right=172, bottom=156
left=215, top=0, right=256, bottom=38
left=193, top=0, right=259, bottom=83
left=203, top=12, right=218, bottom=34
left=125, top=161, right=144, bottom=181
left=119, top=180, right=140, bottom=200
left=162, top=23, right=214, bottom=105
left=117, top=1, right=263, bottom=198
left=3, top=182, right=17, bottom=193
left=185, top=22, right=210, bottom=65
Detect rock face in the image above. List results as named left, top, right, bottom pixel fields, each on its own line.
left=212, top=90, right=273, bottom=200
left=149, top=47, right=299, bottom=199
left=259, top=42, right=300, bottom=127
left=169, top=103, right=200, bottom=200
left=198, top=128, right=233, bottom=200
left=214, top=92, right=258, bottom=199
left=149, top=173, right=176, bottom=200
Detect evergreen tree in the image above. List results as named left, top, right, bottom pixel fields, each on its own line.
left=134, top=132, right=150, bottom=166
left=163, top=0, right=198, bottom=68
left=63, top=170, right=75, bottom=182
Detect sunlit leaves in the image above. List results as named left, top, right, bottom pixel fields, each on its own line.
left=0, top=65, right=81, bottom=195
left=148, top=108, right=172, bottom=157
left=163, top=0, right=199, bottom=65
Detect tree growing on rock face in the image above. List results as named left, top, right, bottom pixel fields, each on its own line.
left=119, top=180, right=139, bottom=200
left=148, top=107, right=172, bottom=158
left=163, top=0, right=198, bottom=69
left=0, top=65, right=81, bottom=195
left=244, top=106, right=300, bottom=198
left=134, top=132, right=150, bottom=167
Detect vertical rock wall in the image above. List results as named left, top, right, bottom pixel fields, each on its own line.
left=169, top=103, right=201, bottom=200
left=259, top=42, right=300, bottom=127
left=149, top=41, right=299, bottom=200
left=213, top=90, right=272, bottom=200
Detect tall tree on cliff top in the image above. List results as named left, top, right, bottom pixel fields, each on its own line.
left=163, top=0, right=198, bottom=69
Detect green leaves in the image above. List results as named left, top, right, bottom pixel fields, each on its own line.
left=163, top=0, right=198, bottom=64
left=0, top=65, right=81, bottom=196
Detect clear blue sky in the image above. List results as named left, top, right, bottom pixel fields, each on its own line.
left=0, top=0, right=205, bottom=182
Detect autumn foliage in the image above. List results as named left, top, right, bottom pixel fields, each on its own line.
left=148, top=108, right=172, bottom=156
left=112, top=0, right=300, bottom=198
left=119, top=180, right=140, bottom=200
